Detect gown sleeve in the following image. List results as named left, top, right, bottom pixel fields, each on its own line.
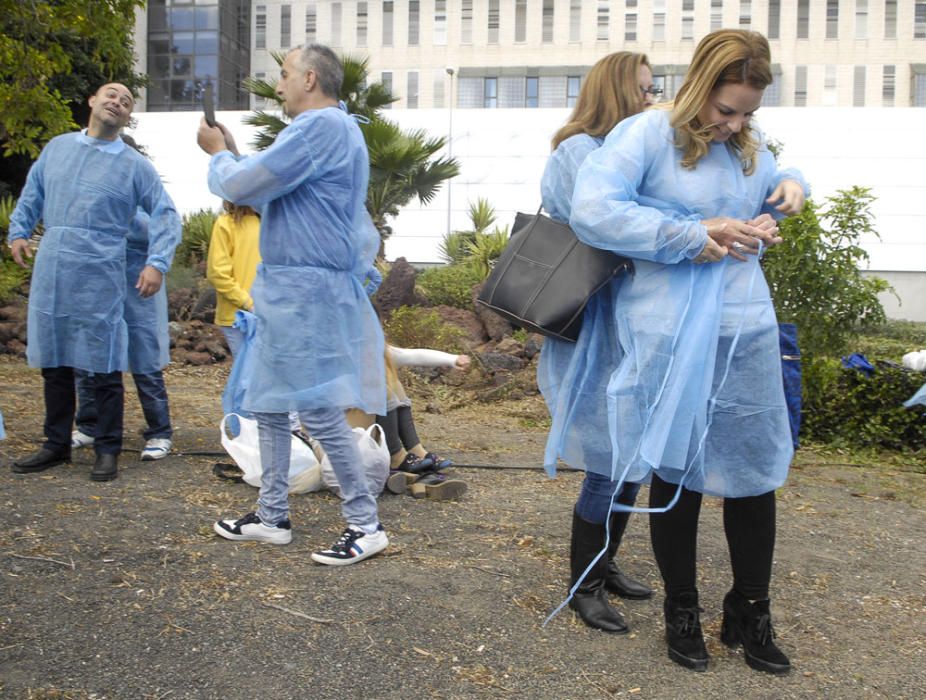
left=540, top=138, right=596, bottom=223
left=136, top=161, right=182, bottom=273
left=8, top=146, right=48, bottom=242
left=569, top=115, right=708, bottom=264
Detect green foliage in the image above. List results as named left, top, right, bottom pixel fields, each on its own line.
left=243, top=53, right=458, bottom=242
left=438, top=198, right=511, bottom=279
left=764, top=187, right=892, bottom=360
left=417, top=264, right=482, bottom=309
left=175, top=209, right=218, bottom=267
left=0, top=0, right=145, bottom=159
left=853, top=320, right=926, bottom=362
left=383, top=305, right=466, bottom=353
left=802, top=356, right=926, bottom=450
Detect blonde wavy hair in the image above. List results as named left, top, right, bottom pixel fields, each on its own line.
left=552, top=52, right=651, bottom=150
left=669, top=29, right=772, bottom=174
left=222, top=200, right=258, bottom=225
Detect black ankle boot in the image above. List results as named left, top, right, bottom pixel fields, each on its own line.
left=605, top=511, right=653, bottom=600
left=664, top=592, right=709, bottom=671
left=721, top=589, right=791, bottom=675
left=567, top=510, right=628, bottom=634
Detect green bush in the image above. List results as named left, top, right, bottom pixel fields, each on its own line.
left=853, top=320, right=926, bottom=362
left=175, top=209, right=218, bottom=267
left=383, top=305, right=466, bottom=353
left=802, top=355, right=926, bottom=450
left=764, top=187, right=892, bottom=359
left=417, top=264, right=482, bottom=309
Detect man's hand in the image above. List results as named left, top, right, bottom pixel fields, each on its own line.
left=197, top=118, right=239, bottom=156
left=10, top=239, right=32, bottom=268
left=136, top=265, right=163, bottom=298
left=766, top=179, right=805, bottom=216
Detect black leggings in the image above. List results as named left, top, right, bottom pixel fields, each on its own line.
left=375, top=405, right=421, bottom=457
left=648, top=474, right=776, bottom=600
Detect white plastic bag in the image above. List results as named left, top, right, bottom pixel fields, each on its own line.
left=320, top=423, right=391, bottom=498
left=219, top=414, right=324, bottom=494
left=902, top=350, right=926, bottom=372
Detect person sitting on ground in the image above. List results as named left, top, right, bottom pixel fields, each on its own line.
left=378, top=345, right=470, bottom=500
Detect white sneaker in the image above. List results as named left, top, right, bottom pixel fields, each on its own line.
left=213, top=512, right=293, bottom=545
left=141, top=438, right=172, bottom=461
left=311, top=524, right=388, bottom=566
left=71, top=430, right=94, bottom=449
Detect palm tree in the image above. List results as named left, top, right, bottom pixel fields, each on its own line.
left=242, top=52, right=459, bottom=242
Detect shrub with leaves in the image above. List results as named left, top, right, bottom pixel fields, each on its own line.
left=175, top=209, right=218, bottom=267
left=802, top=356, right=926, bottom=450
left=416, top=264, right=482, bottom=309
left=764, top=187, right=892, bottom=359
left=0, top=194, right=30, bottom=301
left=383, top=305, right=466, bottom=353
left=439, top=198, right=510, bottom=278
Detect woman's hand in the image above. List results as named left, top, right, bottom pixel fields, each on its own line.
left=766, top=179, right=805, bottom=216
left=692, top=236, right=727, bottom=264
left=701, top=217, right=777, bottom=262
left=746, top=212, right=783, bottom=249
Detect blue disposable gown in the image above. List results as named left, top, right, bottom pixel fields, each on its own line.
left=8, top=132, right=180, bottom=373
left=125, top=210, right=171, bottom=374
left=546, top=110, right=807, bottom=498
left=208, top=106, right=386, bottom=415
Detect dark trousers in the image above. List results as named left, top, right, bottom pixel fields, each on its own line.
left=75, top=369, right=172, bottom=441
left=376, top=405, right=421, bottom=457
left=649, top=474, right=776, bottom=600
left=42, top=367, right=124, bottom=455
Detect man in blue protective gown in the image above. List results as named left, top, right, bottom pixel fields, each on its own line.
left=199, top=44, right=390, bottom=565
left=8, top=83, right=181, bottom=482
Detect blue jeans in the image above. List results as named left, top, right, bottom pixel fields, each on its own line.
left=575, top=471, right=642, bottom=524
left=255, top=409, right=378, bottom=529
left=220, top=325, right=245, bottom=358
left=76, top=370, right=172, bottom=441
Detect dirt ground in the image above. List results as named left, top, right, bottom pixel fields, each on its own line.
left=0, top=356, right=924, bottom=699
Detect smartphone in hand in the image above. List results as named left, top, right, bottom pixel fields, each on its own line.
left=203, top=84, right=216, bottom=128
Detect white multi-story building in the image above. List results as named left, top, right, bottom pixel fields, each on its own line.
left=245, top=1, right=926, bottom=110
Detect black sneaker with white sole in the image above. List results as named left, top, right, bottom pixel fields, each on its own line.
left=310, top=524, right=388, bottom=566
left=213, top=512, right=292, bottom=545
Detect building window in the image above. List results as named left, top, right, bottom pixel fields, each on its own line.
left=823, top=65, right=837, bottom=105
left=797, top=0, right=809, bottom=38
left=330, top=2, right=341, bottom=46
left=711, top=0, right=723, bottom=32
left=255, top=4, right=266, bottom=49
left=761, top=76, right=781, bottom=106
left=280, top=5, right=291, bottom=48
left=625, top=13, right=637, bottom=41
left=383, top=1, right=394, bottom=46
left=597, top=1, right=609, bottom=41
left=542, top=1, right=554, bottom=43
left=569, top=1, right=581, bottom=42
left=381, top=71, right=392, bottom=107
left=825, top=0, right=837, bottom=38
left=357, top=1, right=368, bottom=46
left=484, top=77, right=498, bottom=108
left=768, top=0, right=780, bottom=39
left=912, top=70, right=926, bottom=106
left=305, top=3, right=317, bottom=42
left=882, top=65, right=895, bottom=105
left=653, top=0, right=666, bottom=41
left=740, top=0, right=751, bottom=27
left=855, top=0, right=867, bottom=39
left=461, top=0, right=473, bottom=44
left=525, top=77, right=539, bottom=108
left=917, top=1, right=926, bottom=39
left=794, top=65, right=807, bottom=106
left=567, top=76, right=581, bottom=108
left=884, top=0, right=897, bottom=39
left=407, top=71, right=418, bottom=108
left=488, top=0, right=499, bottom=44
left=515, top=0, right=527, bottom=42
left=433, top=70, right=445, bottom=108
left=434, top=1, right=447, bottom=45
left=853, top=66, right=866, bottom=106
left=407, top=0, right=419, bottom=45
left=682, top=0, right=694, bottom=39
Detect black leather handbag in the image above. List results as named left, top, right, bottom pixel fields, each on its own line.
left=476, top=208, right=632, bottom=343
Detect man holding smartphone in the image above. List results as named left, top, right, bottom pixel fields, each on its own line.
left=197, top=44, right=389, bottom=565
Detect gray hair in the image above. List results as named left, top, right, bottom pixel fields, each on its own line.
left=295, top=43, right=343, bottom=99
